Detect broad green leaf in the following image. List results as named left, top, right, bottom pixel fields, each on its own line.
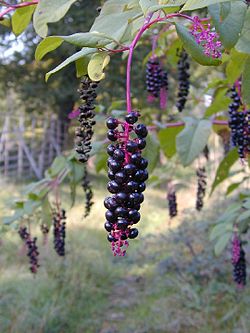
left=242, top=198, right=250, bottom=209
left=176, top=117, right=212, bottom=167
left=143, top=133, right=160, bottom=173
left=36, top=32, right=114, bottom=61
left=210, top=148, right=238, bottom=194
left=158, top=126, right=183, bottom=159
left=175, top=23, right=221, bottom=66
left=0, top=18, right=11, bottom=28
left=35, top=37, right=63, bottom=61
left=87, top=53, right=110, bottom=81
left=46, top=155, right=67, bottom=177
left=235, top=8, right=250, bottom=54
left=205, top=87, right=231, bottom=117
left=226, top=49, right=248, bottom=84
left=214, top=232, right=231, bottom=256
left=209, top=1, right=247, bottom=50
left=226, top=182, right=243, bottom=196
left=210, top=223, right=233, bottom=241
left=237, top=209, right=250, bottom=223
left=33, top=0, right=78, bottom=38
left=139, top=0, right=185, bottom=14
left=216, top=202, right=242, bottom=223
left=182, top=0, right=231, bottom=11
left=45, top=48, right=97, bottom=81
left=24, top=200, right=40, bottom=215
left=242, top=57, right=250, bottom=104
left=41, top=197, right=52, bottom=226
left=12, top=4, right=36, bottom=36
left=95, top=152, right=107, bottom=173
left=75, top=57, right=89, bottom=78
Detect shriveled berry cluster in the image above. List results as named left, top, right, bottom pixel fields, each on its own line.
left=82, top=165, right=94, bottom=217
left=167, top=189, right=178, bottom=218
left=228, top=85, right=249, bottom=159
left=75, top=75, right=99, bottom=163
left=196, top=167, right=207, bottom=211
left=146, top=57, right=168, bottom=99
left=232, top=237, right=247, bottom=287
left=53, top=209, right=66, bottom=256
left=176, top=49, right=190, bottom=112
left=104, top=111, right=148, bottom=256
left=18, top=226, right=40, bottom=274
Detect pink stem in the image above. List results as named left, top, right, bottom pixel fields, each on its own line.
left=0, top=0, right=38, bottom=19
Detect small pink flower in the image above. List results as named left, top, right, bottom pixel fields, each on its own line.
left=191, top=16, right=222, bottom=59
left=231, top=233, right=241, bottom=264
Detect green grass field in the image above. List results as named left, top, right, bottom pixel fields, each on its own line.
left=0, top=175, right=249, bottom=333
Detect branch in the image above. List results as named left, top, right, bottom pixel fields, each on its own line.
left=0, top=0, right=38, bottom=19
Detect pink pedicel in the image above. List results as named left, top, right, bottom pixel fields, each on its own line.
left=231, top=233, right=241, bottom=265
left=191, top=16, right=222, bottom=59
left=68, top=108, right=80, bottom=119
left=160, top=87, right=168, bottom=110
left=111, top=229, right=129, bottom=256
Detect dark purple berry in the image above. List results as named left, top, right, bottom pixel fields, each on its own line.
left=106, top=117, right=118, bottom=129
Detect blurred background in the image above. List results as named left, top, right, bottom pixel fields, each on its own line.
left=0, top=1, right=250, bottom=333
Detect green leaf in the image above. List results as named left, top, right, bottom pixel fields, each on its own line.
left=226, top=182, right=243, bottom=196
left=209, top=1, right=247, bottom=50
left=235, top=8, right=250, bottom=54
left=139, top=0, right=185, bottom=14
left=175, top=23, right=221, bottom=66
left=210, top=148, right=238, bottom=194
left=182, top=0, right=231, bottom=11
left=143, top=133, right=160, bottom=173
left=45, top=48, right=97, bottom=81
left=0, top=18, right=11, bottom=28
left=158, top=126, right=184, bottom=159
left=35, top=37, right=63, bottom=61
left=87, top=52, right=110, bottom=81
left=41, top=197, right=52, bottom=225
left=95, top=152, right=107, bottom=173
left=33, top=0, right=78, bottom=37
left=75, top=57, right=89, bottom=78
left=236, top=209, right=250, bottom=223
left=210, top=223, right=233, bottom=241
left=214, top=232, right=231, bottom=256
left=12, top=4, right=36, bottom=36
left=216, top=202, right=242, bottom=224
left=226, top=49, right=248, bottom=84
left=242, top=57, right=250, bottom=104
left=176, top=118, right=212, bottom=167
left=205, top=87, right=231, bottom=117
left=47, top=155, right=67, bottom=177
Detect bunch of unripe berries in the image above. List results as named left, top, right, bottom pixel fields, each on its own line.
left=196, top=167, right=207, bottom=211
left=104, top=111, right=148, bottom=256
left=146, top=56, right=168, bottom=99
left=18, top=226, right=40, bottom=274
left=176, top=49, right=190, bottom=112
left=228, top=85, right=249, bottom=159
left=82, top=165, right=94, bottom=218
left=53, top=208, right=67, bottom=256
left=75, top=75, right=99, bottom=163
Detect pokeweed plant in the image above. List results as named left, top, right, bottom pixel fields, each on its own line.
left=1, top=0, right=250, bottom=283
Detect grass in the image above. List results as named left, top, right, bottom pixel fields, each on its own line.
left=0, top=174, right=250, bottom=333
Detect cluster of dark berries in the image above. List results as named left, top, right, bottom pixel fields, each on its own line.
left=53, top=209, right=66, bottom=256
left=104, top=111, right=148, bottom=256
left=232, top=235, right=247, bottom=287
left=40, top=223, right=49, bottom=244
left=82, top=165, right=94, bottom=217
left=167, top=187, right=178, bottom=218
left=196, top=167, right=207, bottom=211
left=75, top=75, right=99, bottom=163
left=18, top=226, right=40, bottom=274
left=228, top=85, right=249, bottom=159
left=146, top=56, right=168, bottom=100
left=176, top=49, right=190, bottom=112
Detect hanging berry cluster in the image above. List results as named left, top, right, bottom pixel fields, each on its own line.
left=40, top=223, right=49, bottom=245
left=53, top=208, right=67, bottom=256
left=18, top=226, right=40, bottom=274
left=104, top=111, right=148, bottom=256
left=176, top=49, right=190, bottom=112
left=231, top=234, right=247, bottom=287
left=167, top=185, right=178, bottom=218
left=228, top=84, right=249, bottom=160
left=196, top=167, right=207, bottom=211
left=82, top=165, right=94, bottom=217
left=75, top=75, right=99, bottom=163
left=146, top=56, right=168, bottom=109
